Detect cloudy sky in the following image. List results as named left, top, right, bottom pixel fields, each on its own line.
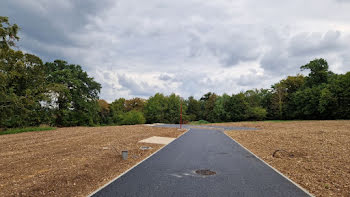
left=1, top=0, right=350, bottom=102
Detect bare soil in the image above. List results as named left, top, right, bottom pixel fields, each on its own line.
left=0, top=125, right=185, bottom=197
left=218, top=120, right=350, bottom=197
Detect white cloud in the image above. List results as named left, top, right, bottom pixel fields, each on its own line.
left=1, top=0, right=350, bottom=102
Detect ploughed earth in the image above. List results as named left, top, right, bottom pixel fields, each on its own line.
left=219, top=120, right=350, bottom=197
left=0, top=125, right=186, bottom=197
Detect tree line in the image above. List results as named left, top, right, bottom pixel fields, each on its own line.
left=1, top=16, right=350, bottom=129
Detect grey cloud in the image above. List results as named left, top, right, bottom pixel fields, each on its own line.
left=158, top=74, right=173, bottom=81
left=2, top=0, right=350, bottom=101
left=1, top=0, right=115, bottom=61
left=288, top=31, right=343, bottom=56
left=188, top=25, right=262, bottom=67
left=237, top=73, right=268, bottom=87
left=261, top=30, right=350, bottom=75
left=117, top=74, right=156, bottom=98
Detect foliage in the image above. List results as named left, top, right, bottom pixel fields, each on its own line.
left=98, top=99, right=111, bottom=124
left=213, top=94, right=231, bottom=122
left=0, top=16, right=19, bottom=49
left=144, top=93, right=168, bottom=123
left=125, top=98, right=145, bottom=112
left=119, top=110, right=146, bottom=125
left=200, top=92, right=218, bottom=122
left=247, top=107, right=267, bottom=121
left=144, top=93, right=185, bottom=124
left=45, top=60, right=101, bottom=126
left=301, top=58, right=333, bottom=87
left=186, top=96, right=201, bottom=121
left=0, top=49, right=48, bottom=128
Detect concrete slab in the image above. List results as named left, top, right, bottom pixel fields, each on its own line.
left=138, top=136, right=175, bottom=145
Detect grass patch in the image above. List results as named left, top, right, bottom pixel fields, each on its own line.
left=0, top=127, right=56, bottom=135
left=190, top=120, right=211, bottom=125
left=261, top=120, right=294, bottom=122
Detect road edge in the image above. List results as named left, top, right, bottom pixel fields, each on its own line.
left=86, top=127, right=190, bottom=197
left=223, top=131, right=314, bottom=197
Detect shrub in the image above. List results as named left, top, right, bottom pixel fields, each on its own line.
left=248, top=107, right=267, bottom=120
left=119, top=110, right=146, bottom=125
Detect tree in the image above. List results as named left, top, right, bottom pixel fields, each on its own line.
left=186, top=96, right=201, bottom=121
left=125, top=97, right=145, bottom=112
left=164, top=93, right=183, bottom=124
left=200, top=92, right=217, bottom=122
left=318, top=87, right=337, bottom=119
left=109, top=98, right=126, bottom=124
left=98, top=99, right=111, bottom=124
left=290, top=86, right=322, bottom=119
left=0, top=49, right=48, bottom=128
left=328, top=72, right=350, bottom=119
left=0, top=16, right=19, bottom=49
left=269, top=75, right=305, bottom=119
left=248, top=107, right=267, bottom=120
left=144, top=93, right=185, bottom=124
left=45, top=60, right=101, bottom=126
left=144, top=93, right=167, bottom=123
left=301, top=58, right=332, bottom=87
left=213, top=94, right=231, bottom=122
left=227, top=93, right=249, bottom=121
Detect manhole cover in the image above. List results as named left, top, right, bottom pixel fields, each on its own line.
left=195, top=169, right=216, bottom=176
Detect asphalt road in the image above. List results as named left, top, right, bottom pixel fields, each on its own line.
left=91, top=127, right=311, bottom=197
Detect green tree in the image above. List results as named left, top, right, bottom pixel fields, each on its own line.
left=270, top=75, right=305, bottom=119
left=318, top=87, right=337, bottom=119
left=248, top=107, right=267, bottom=120
left=0, top=49, right=48, bottom=128
left=109, top=98, right=126, bottom=124
left=164, top=93, right=183, bottom=123
left=227, top=93, right=249, bottom=121
left=144, top=93, right=168, bottom=123
left=186, top=96, right=201, bottom=121
left=213, top=94, right=231, bottom=122
left=328, top=72, right=350, bottom=119
left=45, top=60, right=101, bottom=126
left=98, top=99, right=111, bottom=124
left=0, top=16, right=19, bottom=49
left=144, top=93, right=185, bottom=124
left=119, top=110, right=146, bottom=125
left=301, top=58, right=332, bottom=87
left=200, top=92, right=217, bottom=122
left=290, top=86, right=322, bottom=119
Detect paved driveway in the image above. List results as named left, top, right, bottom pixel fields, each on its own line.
left=90, top=126, right=311, bottom=197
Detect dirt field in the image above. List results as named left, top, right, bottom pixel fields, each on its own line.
left=0, top=125, right=185, bottom=197
left=218, top=120, right=350, bottom=197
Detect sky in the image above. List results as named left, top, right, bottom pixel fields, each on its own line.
left=1, top=0, right=350, bottom=102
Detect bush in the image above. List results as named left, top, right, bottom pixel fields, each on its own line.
left=248, top=107, right=267, bottom=120
left=119, top=110, right=146, bottom=125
